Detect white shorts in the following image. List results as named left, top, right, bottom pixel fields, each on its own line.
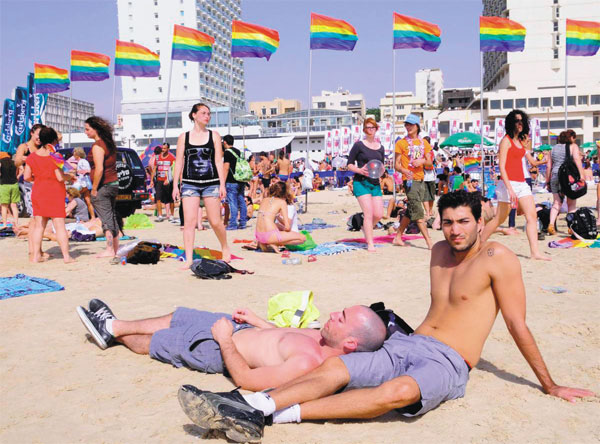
left=496, top=180, right=532, bottom=203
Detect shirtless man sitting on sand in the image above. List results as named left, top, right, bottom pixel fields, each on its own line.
left=178, top=190, right=595, bottom=443
left=76, top=300, right=386, bottom=391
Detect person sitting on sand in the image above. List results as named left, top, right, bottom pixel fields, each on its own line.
left=312, top=173, right=324, bottom=191
left=179, top=190, right=594, bottom=442
left=76, top=300, right=386, bottom=391
left=255, top=182, right=305, bottom=252
left=65, top=188, right=90, bottom=222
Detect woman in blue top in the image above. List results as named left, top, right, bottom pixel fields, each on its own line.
left=346, top=118, right=385, bottom=252
left=172, top=103, right=231, bottom=268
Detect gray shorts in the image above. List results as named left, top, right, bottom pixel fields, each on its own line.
left=91, top=184, right=119, bottom=236
left=149, top=307, right=252, bottom=373
left=340, top=333, right=470, bottom=416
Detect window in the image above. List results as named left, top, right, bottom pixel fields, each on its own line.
left=180, top=10, right=184, bottom=16
left=503, top=99, right=514, bottom=109
left=553, top=21, right=558, bottom=32
left=129, top=26, right=133, bottom=32
left=553, top=49, right=559, bottom=59
left=556, top=34, right=560, bottom=45
left=270, top=108, right=277, bottom=115
left=516, top=98, right=526, bottom=108
left=158, top=75, right=161, bottom=80
left=154, top=13, right=158, bottom=18
left=155, top=37, right=160, bottom=43
left=261, top=108, right=267, bottom=115
left=567, top=96, right=575, bottom=106
left=184, top=85, right=188, bottom=92
left=133, top=88, right=137, bottom=94
left=183, top=61, right=187, bottom=66
left=578, top=95, right=588, bottom=105
left=153, top=0, right=157, bottom=5
left=555, top=7, right=560, bottom=17
left=128, top=14, right=132, bottom=20
left=155, top=25, right=159, bottom=31
left=591, top=95, right=600, bottom=105
left=158, top=87, right=163, bottom=93
left=553, top=96, right=563, bottom=106
left=528, top=98, right=539, bottom=107
left=541, top=119, right=583, bottom=129
left=156, top=49, right=160, bottom=55
left=491, top=100, right=501, bottom=110
left=340, top=101, right=347, bottom=106
left=141, top=112, right=182, bottom=130
left=541, top=97, right=551, bottom=107
left=317, top=102, right=326, bottom=109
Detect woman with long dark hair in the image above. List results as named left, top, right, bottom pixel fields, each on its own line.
left=482, top=110, right=550, bottom=260
left=24, top=127, right=75, bottom=263
left=172, top=103, right=231, bottom=268
left=85, top=116, right=120, bottom=260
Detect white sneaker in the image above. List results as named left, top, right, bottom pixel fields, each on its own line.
left=155, top=216, right=165, bottom=222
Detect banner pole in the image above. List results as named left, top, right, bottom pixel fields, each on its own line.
left=111, top=71, right=117, bottom=126
left=392, top=49, right=397, bottom=202
left=162, top=58, right=174, bottom=144
left=480, top=51, right=485, bottom=195
left=228, top=58, right=233, bottom=134
left=305, top=49, right=313, bottom=211
left=564, top=42, right=568, bottom=129
left=69, top=85, right=73, bottom=148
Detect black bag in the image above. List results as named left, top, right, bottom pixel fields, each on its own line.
left=71, top=230, right=96, bottom=242
left=126, top=241, right=162, bottom=264
left=558, top=143, right=587, bottom=199
left=537, top=206, right=551, bottom=232
left=369, top=302, right=414, bottom=339
left=347, top=212, right=364, bottom=231
left=190, top=258, right=253, bottom=280
left=566, top=208, right=597, bottom=240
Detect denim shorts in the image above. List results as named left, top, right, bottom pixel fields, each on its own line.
left=181, top=182, right=220, bottom=199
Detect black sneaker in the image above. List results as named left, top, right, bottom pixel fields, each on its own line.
left=76, top=306, right=114, bottom=350
left=178, top=385, right=264, bottom=443
left=88, top=299, right=116, bottom=321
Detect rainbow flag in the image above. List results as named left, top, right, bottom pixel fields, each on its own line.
left=70, top=50, right=110, bottom=81
left=231, top=21, right=279, bottom=60
left=310, top=13, right=357, bottom=51
left=49, top=152, right=74, bottom=172
left=464, top=157, right=481, bottom=174
left=172, top=25, right=214, bottom=62
left=115, top=40, right=160, bottom=77
left=480, top=16, right=526, bottom=52
left=34, top=63, right=69, bottom=93
left=566, top=19, right=600, bottom=56
left=393, top=13, right=441, bottom=52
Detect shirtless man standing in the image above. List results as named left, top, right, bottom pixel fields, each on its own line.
left=76, top=300, right=386, bottom=391
left=276, top=151, right=291, bottom=182
left=178, top=190, right=594, bottom=442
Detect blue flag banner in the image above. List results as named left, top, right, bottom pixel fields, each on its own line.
left=1, top=99, right=16, bottom=153
left=13, top=87, right=29, bottom=151
left=27, top=73, right=35, bottom=131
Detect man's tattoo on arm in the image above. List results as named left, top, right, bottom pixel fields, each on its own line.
left=487, top=248, right=494, bottom=257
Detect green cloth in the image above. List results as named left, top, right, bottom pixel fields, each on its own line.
left=267, top=290, right=320, bottom=328
left=123, top=213, right=154, bottom=230
left=285, top=230, right=317, bottom=251
left=452, top=175, right=465, bottom=191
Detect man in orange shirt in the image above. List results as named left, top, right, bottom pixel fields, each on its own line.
left=393, top=114, right=433, bottom=249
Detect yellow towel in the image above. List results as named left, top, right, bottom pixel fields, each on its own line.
left=267, top=290, right=320, bottom=328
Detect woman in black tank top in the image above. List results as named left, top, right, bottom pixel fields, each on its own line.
left=172, top=103, right=231, bottom=267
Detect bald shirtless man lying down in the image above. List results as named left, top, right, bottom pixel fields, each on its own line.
left=76, top=301, right=386, bottom=391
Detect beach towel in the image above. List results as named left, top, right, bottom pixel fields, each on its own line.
left=123, top=213, right=154, bottom=230
left=0, top=274, right=64, bottom=300
left=548, top=234, right=600, bottom=249
left=293, top=242, right=378, bottom=256
left=336, top=234, right=424, bottom=244
left=0, top=227, right=15, bottom=237
left=161, top=244, right=242, bottom=261
left=96, top=235, right=137, bottom=242
left=298, top=223, right=337, bottom=231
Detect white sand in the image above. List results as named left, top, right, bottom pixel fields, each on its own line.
left=1, top=189, right=598, bottom=443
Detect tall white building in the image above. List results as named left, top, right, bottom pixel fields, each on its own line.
left=116, top=0, right=245, bottom=145
left=45, top=94, right=94, bottom=134
left=312, top=88, right=366, bottom=122
left=482, top=0, right=600, bottom=143
left=415, top=68, right=443, bottom=107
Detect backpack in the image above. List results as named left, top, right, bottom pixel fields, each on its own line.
left=347, top=212, right=364, bottom=231
left=558, top=143, right=587, bottom=199
left=190, top=258, right=253, bottom=280
left=231, top=149, right=252, bottom=182
left=369, top=302, right=414, bottom=339
left=566, top=208, right=597, bottom=240
left=126, top=241, right=162, bottom=264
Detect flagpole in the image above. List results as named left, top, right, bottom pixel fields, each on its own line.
left=480, top=51, right=485, bottom=195
left=111, top=68, right=117, bottom=126
left=69, top=84, right=73, bottom=148
left=162, top=58, right=174, bottom=143
left=305, top=49, right=313, bottom=211
left=564, top=38, right=568, bottom=129
left=228, top=58, right=233, bottom=134
left=392, top=48, right=397, bottom=202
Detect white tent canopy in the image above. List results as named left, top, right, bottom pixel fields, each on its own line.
left=238, top=135, right=294, bottom=153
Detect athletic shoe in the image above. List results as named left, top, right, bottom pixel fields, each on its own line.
left=76, top=306, right=114, bottom=350
left=226, top=226, right=238, bottom=231
left=88, top=299, right=116, bottom=321
left=169, top=218, right=181, bottom=224
left=178, top=385, right=264, bottom=443
left=155, top=216, right=165, bottom=222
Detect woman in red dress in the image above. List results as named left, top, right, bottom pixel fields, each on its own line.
left=24, top=127, right=75, bottom=263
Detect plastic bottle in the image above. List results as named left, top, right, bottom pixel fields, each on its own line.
left=120, top=256, right=127, bottom=265
left=282, top=257, right=301, bottom=265
left=406, top=179, right=413, bottom=189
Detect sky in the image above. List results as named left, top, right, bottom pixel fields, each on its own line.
left=1, top=0, right=484, bottom=118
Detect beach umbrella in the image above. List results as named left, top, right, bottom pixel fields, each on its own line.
left=580, top=142, right=596, bottom=150
left=588, top=148, right=597, bottom=157
left=534, top=144, right=553, bottom=152
left=440, top=132, right=494, bottom=148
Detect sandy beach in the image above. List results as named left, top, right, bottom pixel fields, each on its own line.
left=1, top=188, right=598, bottom=444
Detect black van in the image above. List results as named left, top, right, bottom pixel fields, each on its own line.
left=57, top=147, right=149, bottom=218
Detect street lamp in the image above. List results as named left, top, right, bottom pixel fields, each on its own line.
left=238, top=113, right=255, bottom=157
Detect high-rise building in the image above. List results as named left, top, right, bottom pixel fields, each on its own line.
left=116, top=0, right=245, bottom=145
left=44, top=94, right=94, bottom=134
left=415, top=68, right=443, bottom=107
left=312, top=88, right=365, bottom=122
